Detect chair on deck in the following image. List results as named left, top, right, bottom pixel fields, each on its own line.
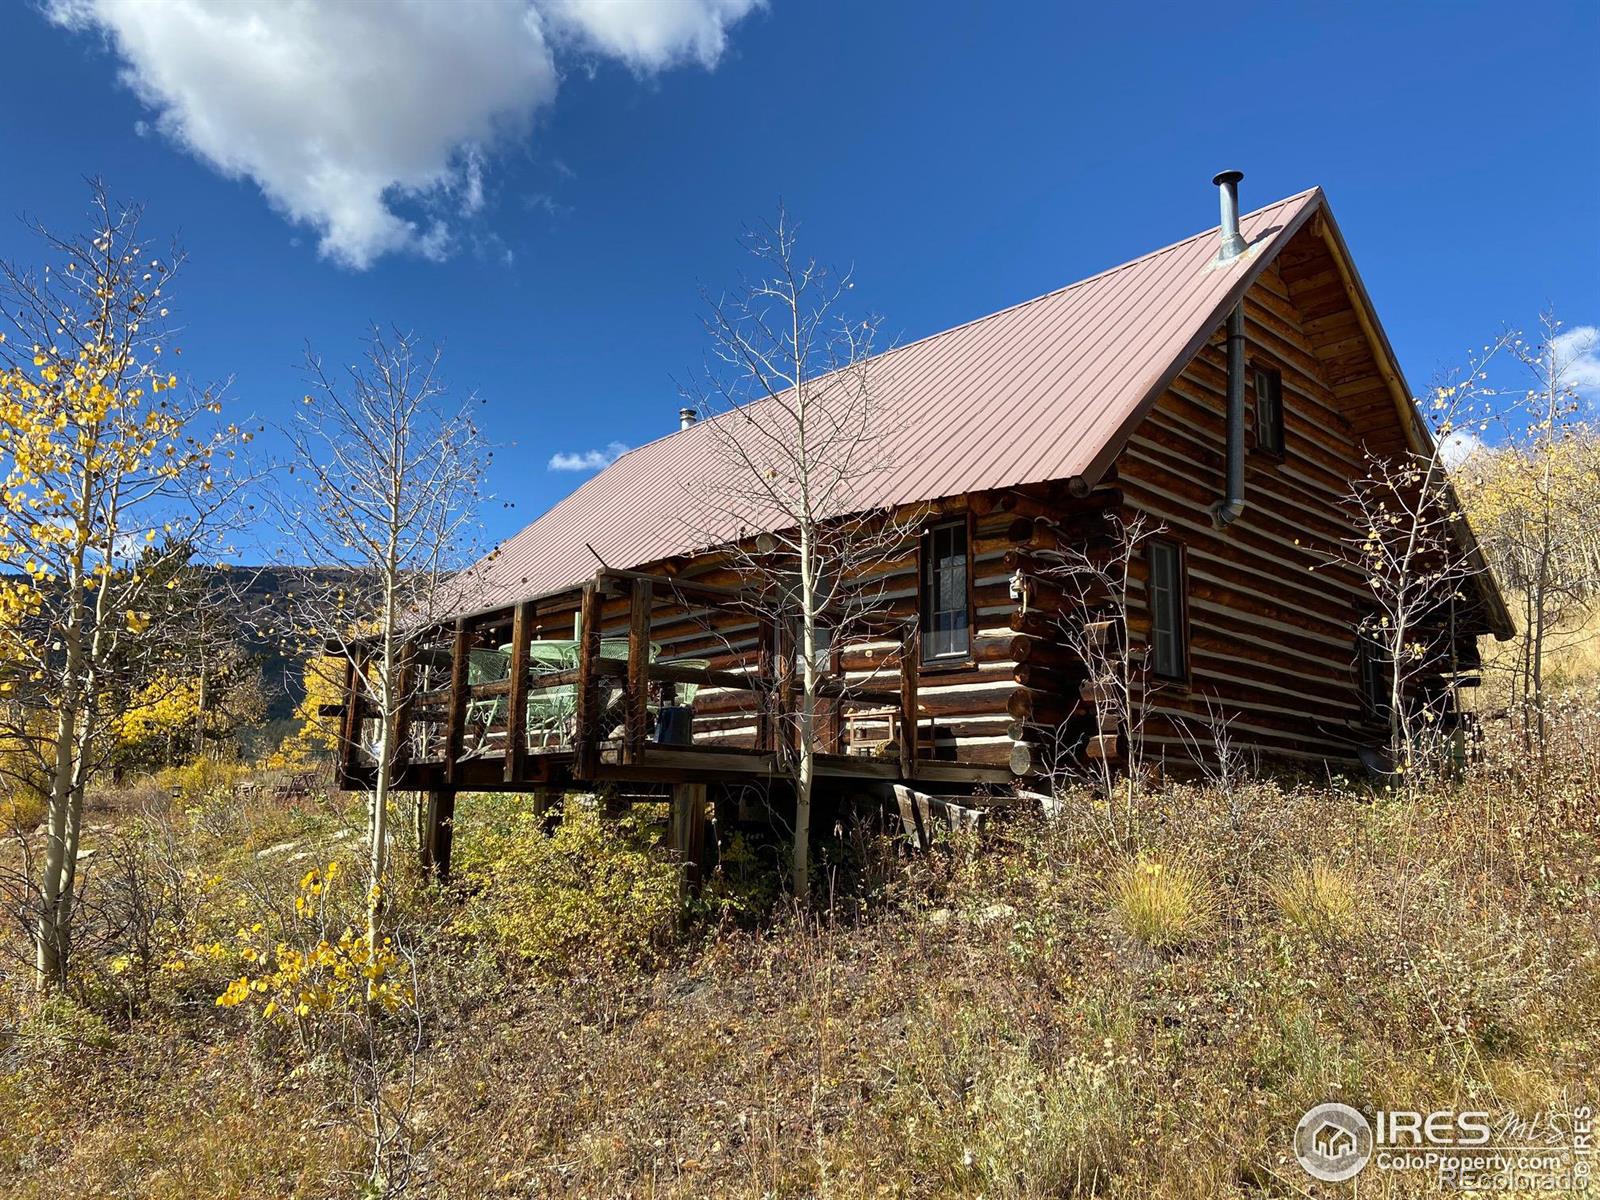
left=524, top=641, right=579, bottom=749
left=591, top=639, right=662, bottom=740
left=463, top=648, right=510, bottom=754
left=598, top=638, right=661, bottom=663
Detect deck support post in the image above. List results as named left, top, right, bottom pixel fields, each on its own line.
left=755, top=619, right=778, bottom=753
left=669, top=782, right=708, bottom=889
left=533, top=787, right=562, bottom=833
left=420, top=789, right=457, bottom=882
left=899, top=622, right=919, bottom=781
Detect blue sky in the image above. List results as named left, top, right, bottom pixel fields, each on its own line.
left=4, top=1, right=1597, bottom=555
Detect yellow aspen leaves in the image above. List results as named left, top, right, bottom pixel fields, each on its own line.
left=210, top=864, right=414, bottom=1029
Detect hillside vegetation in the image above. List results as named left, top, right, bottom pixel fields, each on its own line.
left=0, top=695, right=1596, bottom=1198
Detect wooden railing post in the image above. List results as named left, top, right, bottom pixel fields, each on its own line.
left=572, top=582, right=603, bottom=779
left=625, top=577, right=652, bottom=762
left=755, top=617, right=777, bottom=753
left=504, top=600, right=532, bottom=783
left=899, top=622, right=919, bottom=781
left=820, top=640, right=842, bottom=753
left=336, top=654, right=361, bottom=787
left=773, top=618, right=795, bottom=758
left=393, top=639, right=417, bottom=771
left=443, top=619, right=471, bottom=785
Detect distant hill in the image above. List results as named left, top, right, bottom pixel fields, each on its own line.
left=219, top=565, right=371, bottom=720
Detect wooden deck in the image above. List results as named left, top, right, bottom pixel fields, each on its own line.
left=339, top=742, right=1013, bottom=793
left=330, top=566, right=1015, bottom=878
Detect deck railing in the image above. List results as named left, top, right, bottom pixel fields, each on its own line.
left=334, top=566, right=924, bottom=788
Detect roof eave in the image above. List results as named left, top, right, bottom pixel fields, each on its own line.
left=1310, top=204, right=1516, bottom=641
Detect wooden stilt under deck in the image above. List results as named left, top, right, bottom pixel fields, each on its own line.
left=533, top=787, right=562, bottom=832
left=669, top=782, right=708, bottom=886
left=420, top=789, right=456, bottom=882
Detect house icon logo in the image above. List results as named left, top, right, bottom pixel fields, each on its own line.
left=1294, top=1102, right=1373, bottom=1182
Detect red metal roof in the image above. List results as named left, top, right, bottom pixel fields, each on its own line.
left=451, top=189, right=1325, bottom=615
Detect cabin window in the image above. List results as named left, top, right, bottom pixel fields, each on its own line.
left=796, top=622, right=834, bottom=675
left=1254, top=366, right=1284, bottom=455
left=921, top=519, right=971, bottom=663
left=1147, top=538, right=1187, bottom=681
left=1359, top=633, right=1392, bottom=717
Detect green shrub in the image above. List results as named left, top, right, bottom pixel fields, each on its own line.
left=155, top=758, right=250, bottom=803
left=452, top=795, right=681, bottom=975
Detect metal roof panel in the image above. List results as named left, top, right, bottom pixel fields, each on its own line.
left=448, top=189, right=1323, bottom=614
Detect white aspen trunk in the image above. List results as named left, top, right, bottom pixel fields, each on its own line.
left=367, top=702, right=393, bottom=966
left=36, top=679, right=79, bottom=989
left=1390, top=467, right=1430, bottom=784
left=367, top=544, right=400, bottom=965
left=57, top=509, right=119, bottom=967
left=56, top=690, right=100, bottom=973
left=1389, top=597, right=1410, bottom=787
left=790, top=293, right=816, bottom=900
left=794, top=521, right=817, bottom=897
left=35, top=535, right=90, bottom=990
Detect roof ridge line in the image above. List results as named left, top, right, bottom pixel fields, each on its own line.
left=569, top=187, right=1322, bottom=474
left=863, top=187, right=1321, bottom=369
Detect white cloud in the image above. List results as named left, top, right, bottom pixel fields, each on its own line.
left=1551, top=324, right=1600, bottom=402
left=542, top=0, right=762, bottom=71
left=549, top=441, right=629, bottom=471
left=1439, top=428, right=1486, bottom=469
left=46, top=0, right=758, bottom=269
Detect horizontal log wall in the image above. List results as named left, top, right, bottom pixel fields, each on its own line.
left=1115, top=248, right=1383, bottom=768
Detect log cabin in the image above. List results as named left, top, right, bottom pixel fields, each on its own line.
left=330, top=173, right=1512, bottom=877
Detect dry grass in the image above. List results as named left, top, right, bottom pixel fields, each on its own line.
left=1477, top=595, right=1600, bottom=703
left=1268, top=858, right=1358, bottom=943
left=1106, top=853, right=1212, bottom=950
left=0, top=701, right=1597, bottom=1197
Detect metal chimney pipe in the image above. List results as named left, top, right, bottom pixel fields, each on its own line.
left=1212, top=170, right=1247, bottom=263
left=678, top=407, right=698, bottom=431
